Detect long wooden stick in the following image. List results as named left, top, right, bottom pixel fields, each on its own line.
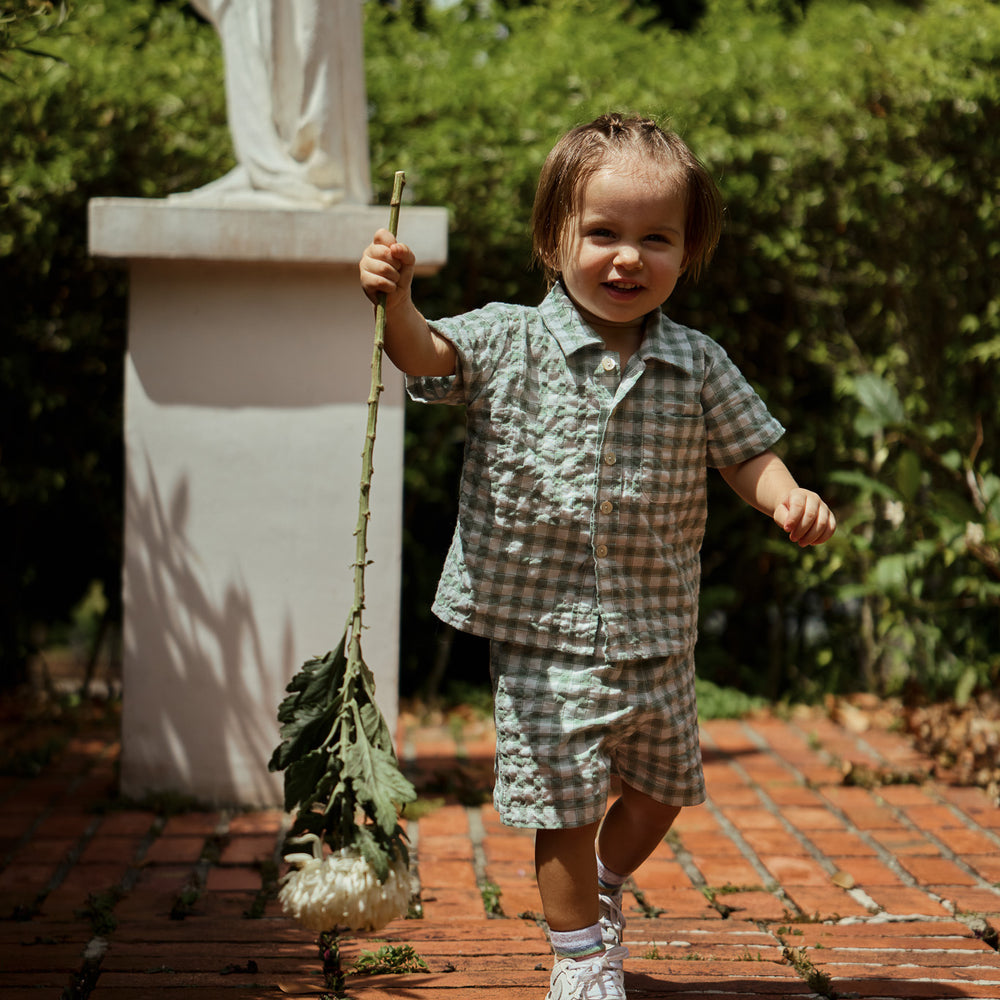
left=348, top=170, right=405, bottom=663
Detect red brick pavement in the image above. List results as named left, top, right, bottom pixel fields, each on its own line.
left=0, top=703, right=998, bottom=999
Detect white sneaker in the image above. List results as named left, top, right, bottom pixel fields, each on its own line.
left=599, top=893, right=626, bottom=954
left=545, top=946, right=629, bottom=1000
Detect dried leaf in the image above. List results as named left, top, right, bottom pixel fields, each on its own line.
left=831, top=870, right=856, bottom=890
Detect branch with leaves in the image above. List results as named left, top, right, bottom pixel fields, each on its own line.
left=268, top=172, right=417, bottom=934
left=0, top=1, right=67, bottom=79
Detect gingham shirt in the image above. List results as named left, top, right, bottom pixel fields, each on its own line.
left=407, top=283, right=784, bottom=661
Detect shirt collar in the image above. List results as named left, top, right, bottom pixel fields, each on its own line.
left=539, top=282, right=696, bottom=374
left=538, top=283, right=605, bottom=356
left=638, top=308, right=697, bottom=374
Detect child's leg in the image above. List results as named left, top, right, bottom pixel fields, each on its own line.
left=536, top=822, right=628, bottom=999
left=597, top=781, right=681, bottom=879
left=535, top=820, right=601, bottom=931
left=593, top=783, right=681, bottom=958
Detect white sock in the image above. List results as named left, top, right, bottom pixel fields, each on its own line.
left=550, top=922, right=604, bottom=959
left=596, top=852, right=627, bottom=897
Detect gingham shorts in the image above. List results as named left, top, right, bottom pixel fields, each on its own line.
left=489, top=638, right=706, bottom=829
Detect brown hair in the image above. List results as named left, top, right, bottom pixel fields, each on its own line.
left=530, top=112, right=723, bottom=285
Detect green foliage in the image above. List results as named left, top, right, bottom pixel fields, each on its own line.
left=350, top=944, right=429, bottom=976
left=0, top=1, right=67, bottom=74
left=0, top=0, right=230, bottom=685
left=696, top=678, right=767, bottom=720
left=705, top=0, right=1000, bottom=699
left=821, top=371, right=999, bottom=699
left=269, top=637, right=416, bottom=880
left=76, top=887, right=122, bottom=936
left=364, top=0, right=1000, bottom=702
left=4, top=0, right=998, bottom=706
left=480, top=878, right=504, bottom=916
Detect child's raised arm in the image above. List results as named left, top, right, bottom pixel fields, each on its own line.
left=359, top=228, right=457, bottom=377
left=719, top=450, right=836, bottom=547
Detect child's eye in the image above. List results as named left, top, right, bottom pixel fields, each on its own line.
left=644, top=233, right=672, bottom=244
left=587, top=228, right=615, bottom=239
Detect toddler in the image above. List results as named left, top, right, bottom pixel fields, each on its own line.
left=360, top=112, right=836, bottom=1000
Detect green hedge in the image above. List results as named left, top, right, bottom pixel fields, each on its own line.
left=364, top=0, right=1000, bottom=700
left=2, top=0, right=997, bottom=702
left=0, top=0, right=230, bottom=682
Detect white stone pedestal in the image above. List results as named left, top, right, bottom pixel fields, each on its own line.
left=89, top=197, right=448, bottom=806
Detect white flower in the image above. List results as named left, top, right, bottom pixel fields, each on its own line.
left=279, top=838, right=411, bottom=932
left=884, top=500, right=906, bottom=528
left=965, top=521, right=986, bottom=548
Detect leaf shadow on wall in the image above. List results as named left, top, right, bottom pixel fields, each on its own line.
left=121, top=454, right=292, bottom=806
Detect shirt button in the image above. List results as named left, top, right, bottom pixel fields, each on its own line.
left=604, top=451, right=616, bottom=466
left=600, top=500, right=613, bottom=514
left=595, top=544, right=609, bottom=558
left=601, top=356, right=616, bottom=371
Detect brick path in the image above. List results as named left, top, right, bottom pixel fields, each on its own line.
left=1, top=702, right=999, bottom=999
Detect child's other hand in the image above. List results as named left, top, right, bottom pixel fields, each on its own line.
left=359, top=228, right=416, bottom=306
left=773, top=489, right=837, bottom=547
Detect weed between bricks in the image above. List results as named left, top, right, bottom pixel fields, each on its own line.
left=53, top=811, right=280, bottom=1000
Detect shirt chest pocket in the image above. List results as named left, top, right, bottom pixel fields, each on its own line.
left=639, top=406, right=707, bottom=503
left=489, top=397, right=597, bottom=519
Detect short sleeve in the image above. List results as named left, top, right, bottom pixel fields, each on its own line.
left=701, top=341, right=785, bottom=468
left=405, top=302, right=524, bottom=407
left=405, top=367, right=467, bottom=405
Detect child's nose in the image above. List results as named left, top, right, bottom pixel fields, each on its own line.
left=614, top=244, right=642, bottom=269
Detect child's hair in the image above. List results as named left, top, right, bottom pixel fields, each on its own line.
left=531, top=112, right=724, bottom=286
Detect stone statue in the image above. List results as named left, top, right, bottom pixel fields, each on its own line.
left=178, top=0, right=372, bottom=206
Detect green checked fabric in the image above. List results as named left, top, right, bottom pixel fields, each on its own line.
left=407, top=283, right=784, bottom=662
left=489, top=635, right=705, bottom=828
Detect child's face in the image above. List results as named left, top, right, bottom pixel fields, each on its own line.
left=559, top=159, right=686, bottom=326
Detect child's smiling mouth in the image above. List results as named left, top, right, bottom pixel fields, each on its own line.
left=603, top=280, right=643, bottom=296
